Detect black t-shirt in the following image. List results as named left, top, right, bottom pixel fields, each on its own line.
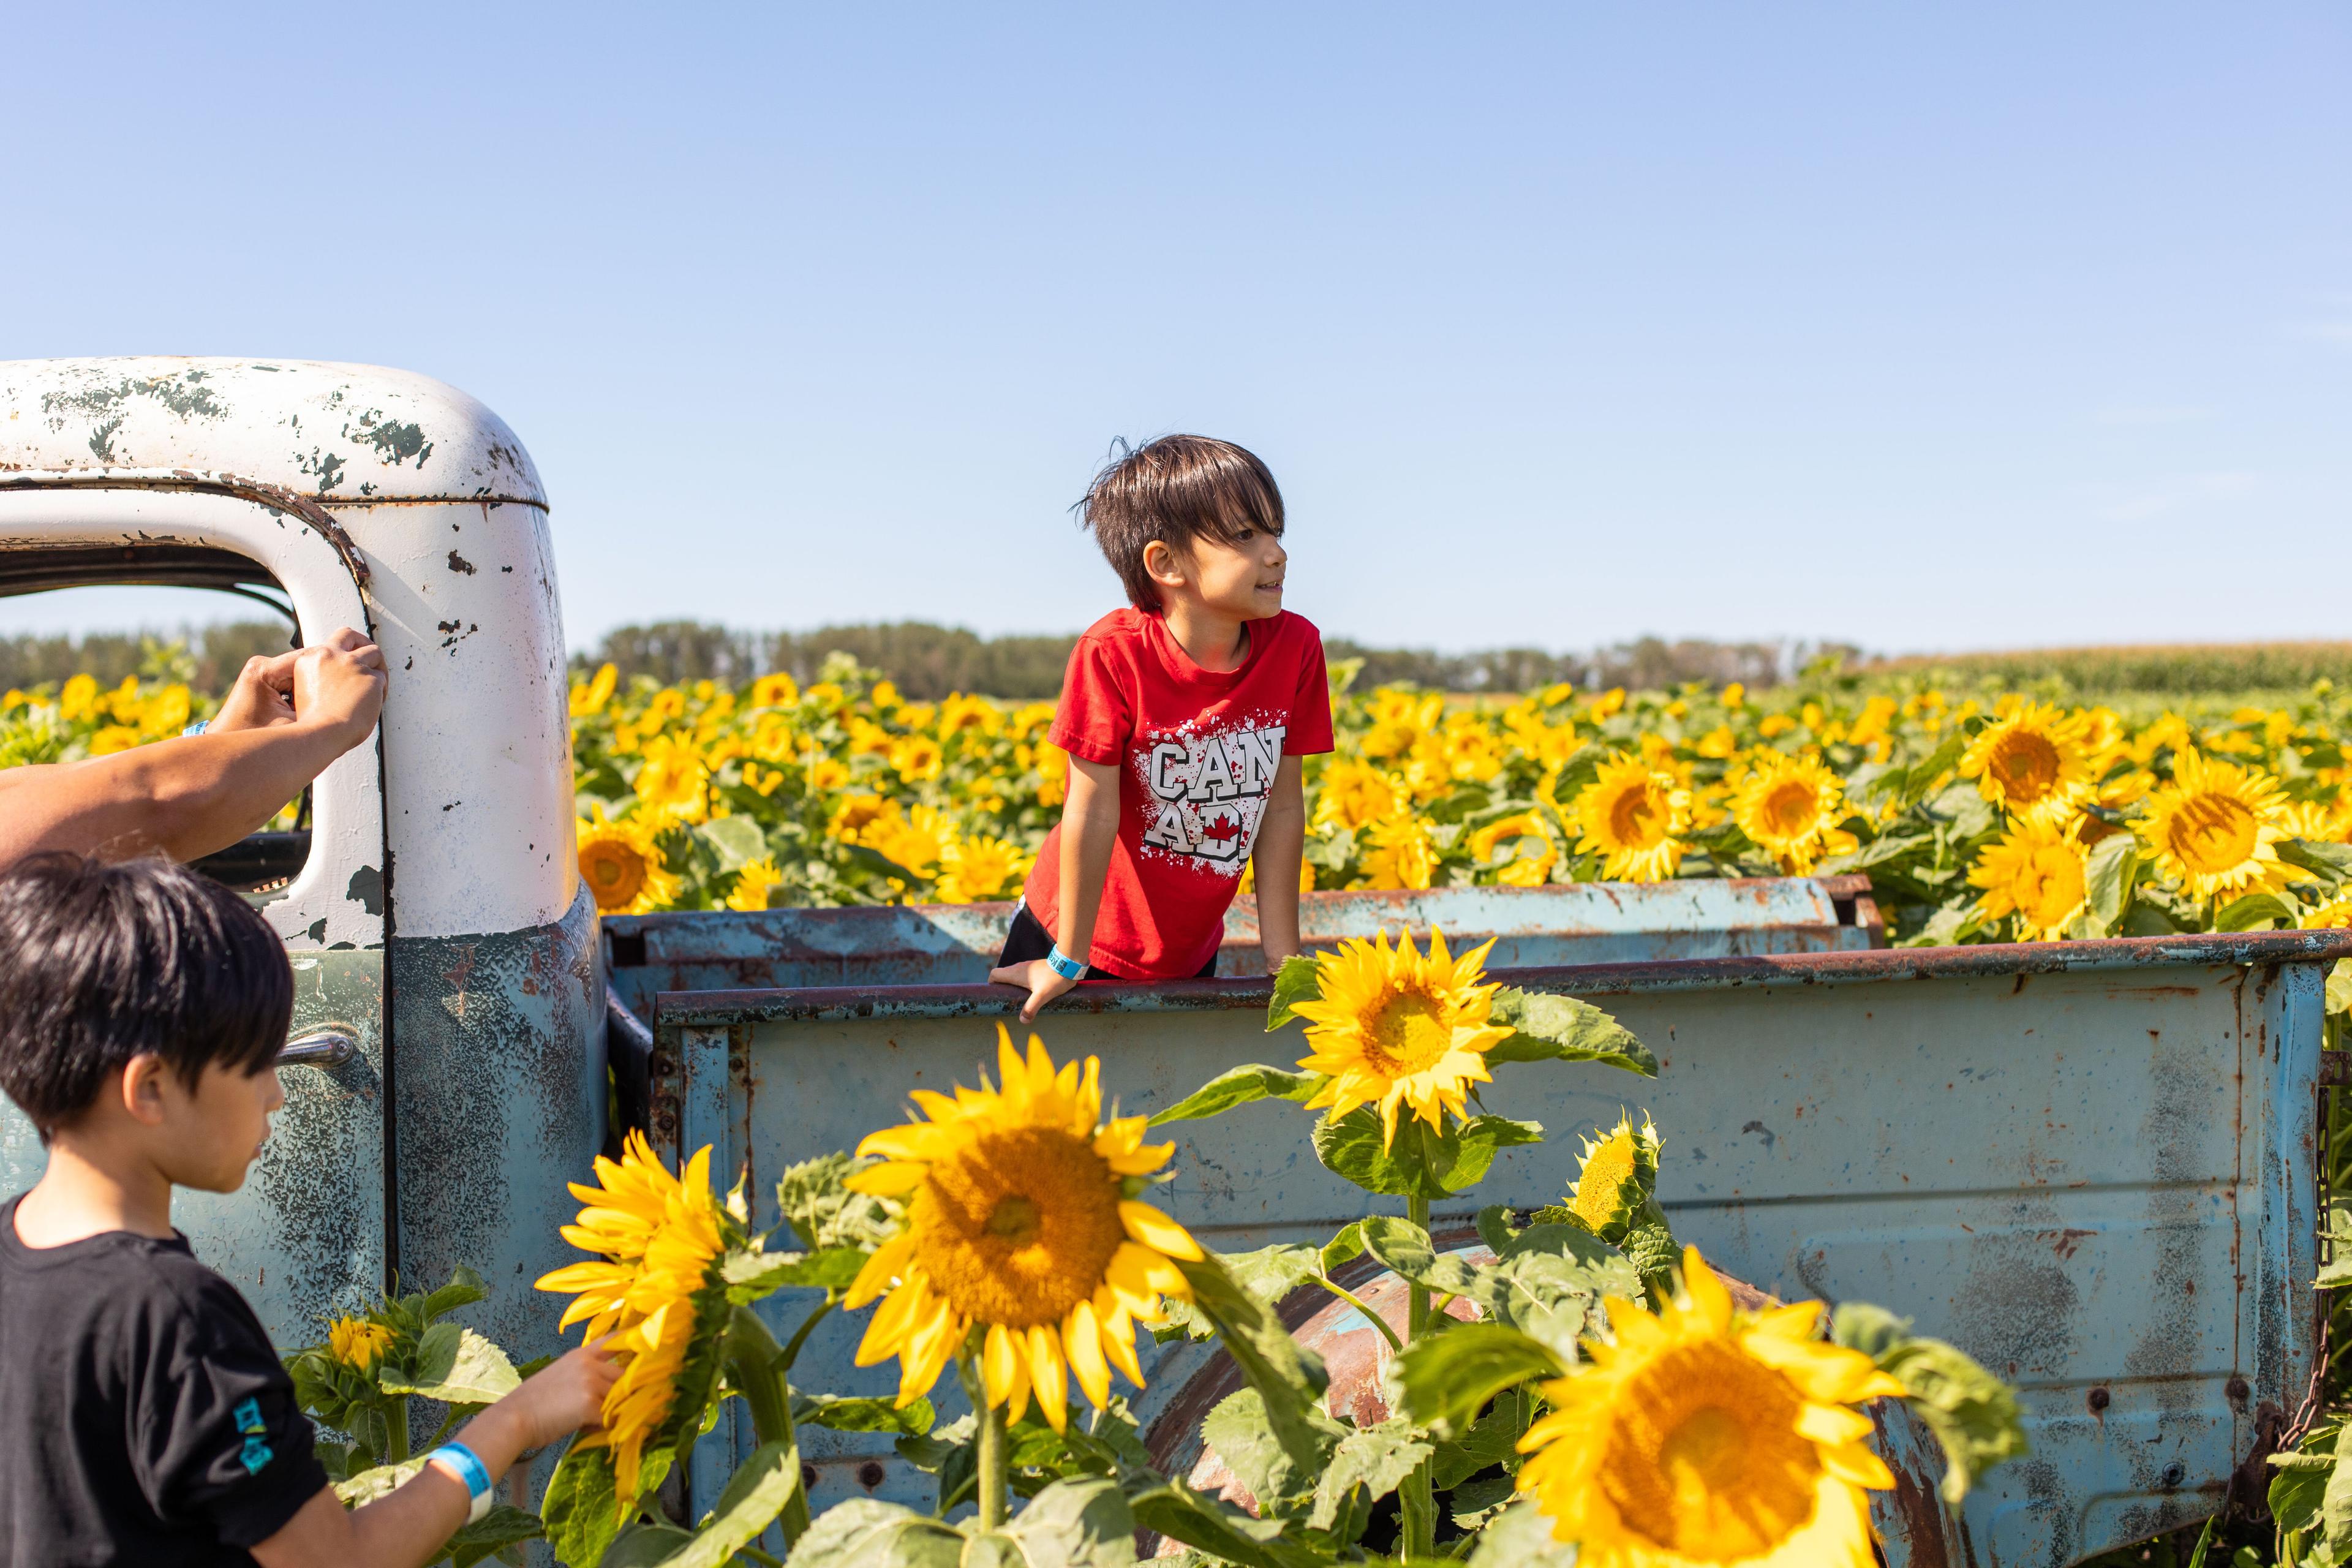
left=0, top=1193, right=328, bottom=1566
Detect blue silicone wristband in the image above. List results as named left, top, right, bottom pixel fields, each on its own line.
left=1046, top=944, right=1087, bottom=981
left=426, top=1441, right=494, bottom=1523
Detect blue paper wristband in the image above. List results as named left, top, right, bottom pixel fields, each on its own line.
left=425, top=1441, right=494, bottom=1523
left=1045, top=944, right=1087, bottom=981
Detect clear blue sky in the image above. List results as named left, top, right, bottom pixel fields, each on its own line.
left=4, top=3, right=2346, bottom=657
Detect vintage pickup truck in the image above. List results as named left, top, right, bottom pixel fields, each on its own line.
left=3, top=357, right=2343, bottom=1566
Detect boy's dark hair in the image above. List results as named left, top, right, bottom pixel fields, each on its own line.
left=0, top=854, right=292, bottom=1139
left=1077, top=435, right=1284, bottom=612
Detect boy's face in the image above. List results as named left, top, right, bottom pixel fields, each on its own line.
left=1167, top=525, right=1288, bottom=621
left=148, top=1058, right=286, bottom=1194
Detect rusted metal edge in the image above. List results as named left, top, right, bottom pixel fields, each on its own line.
left=0, top=470, right=546, bottom=591
left=652, top=926, right=2352, bottom=1027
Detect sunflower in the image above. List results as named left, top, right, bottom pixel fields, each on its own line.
left=1359, top=816, right=1438, bottom=891
left=631, top=735, right=710, bottom=824
left=1574, top=755, right=1692, bottom=883
left=1314, top=759, right=1403, bottom=831
left=327, top=1314, right=393, bottom=1371
left=1291, top=928, right=1512, bottom=1149
left=577, top=811, right=680, bottom=915
left=1959, top=704, right=2092, bottom=826
left=2302, top=895, right=2352, bottom=930
left=936, top=834, right=1032, bottom=903
left=1517, top=1246, right=1902, bottom=1568
left=844, top=1028, right=1199, bottom=1432
left=724, top=856, right=784, bottom=912
left=1471, top=810, right=1559, bottom=888
left=536, top=1133, right=729, bottom=1505
left=1730, top=754, right=1857, bottom=875
left=1968, top=818, right=2089, bottom=941
left=2134, top=748, right=2294, bottom=902
left=1566, top=1112, right=1662, bottom=1243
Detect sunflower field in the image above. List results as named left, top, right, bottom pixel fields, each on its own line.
left=559, top=655, right=2352, bottom=957
left=13, top=652, right=2352, bottom=958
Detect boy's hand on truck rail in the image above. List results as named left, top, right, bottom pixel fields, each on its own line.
left=991, top=957, right=1080, bottom=1022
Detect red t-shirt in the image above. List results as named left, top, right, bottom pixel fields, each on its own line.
left=1023, top=608, right=1334, bottom=979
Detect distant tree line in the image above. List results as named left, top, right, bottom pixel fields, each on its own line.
left=0, top=622, right=295, bottom=693
left=567, top=620, right=1849, bottom=699
left=20, top=616, right=2346, bottom=703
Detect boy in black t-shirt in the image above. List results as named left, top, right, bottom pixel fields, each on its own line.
left=0, top=854, right=617, bottom=1568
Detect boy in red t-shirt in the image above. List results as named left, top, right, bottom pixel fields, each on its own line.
left=990, top=435, right=1333, bottom=1020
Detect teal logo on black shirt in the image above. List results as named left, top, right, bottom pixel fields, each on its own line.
left=233, top=1397, right=273, bottom=1474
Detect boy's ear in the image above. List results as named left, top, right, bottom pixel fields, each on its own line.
left=1141, top=538, right=1191, bottom=590
left=119, top=1054, right=172, bottom=1127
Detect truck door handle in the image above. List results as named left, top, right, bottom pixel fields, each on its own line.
left=277, top=1030, right=358, bottom=1070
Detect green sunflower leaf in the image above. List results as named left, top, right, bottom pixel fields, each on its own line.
left=995, top=1476, right=1140, bottom=1567
left=446, top=1504, right=543, bottom=1568
left=592, top=1521, right=695, bottom=1568
left=1393, top=1323, right=1564, bottom=1439
left=1265, top=954, right=1323, bottom=1031
left=2217, top=892, right=2297, bottom=932
left=1466, top=1499, right=1579, bottom=1566
left=1831, top=1302, right=2027, bottom=1505
left=1204, top=1389, right=1327, bottom=1517
left=2086, top=834, right=2139, bottom=932
left=376, top=1323, right=519, bottom=1404
left=774, top=1152, right=896, bottom=1253
left=1118, top=1472, right=1309, bottom=1568
left=786, top=1499, right=966, bottom=1567
left=1172, top=1254, right=1338, bottom=1479
left=1312, top=1107, right=1542, bottom=1197
left=723, top=1245, right=867, bottom=1300
left=1308, top=1418, right=1433, bottom=1531
left=542, top=1444, right=625, bottom=1568
left=333, top=1456, right=427, bottom=1506
left=1148, top=1064, right=1327, bottom=1128
left=2283, top=839, right=2352, bottom=882
left=794, top=1393, right=936, bottom=1436
left=417, top=1264, right=489, bottom=1324
left=655, top=1441, right=803, bottom=1568
left=1485, top=990, right=1657, bottom=1077
left=1430, top=1385, right=1534, bottom=1491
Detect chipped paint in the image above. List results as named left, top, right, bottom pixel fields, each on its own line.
left=389, top=886, right=605, bottom=1360
left=0, top=358, right=546, bottom=506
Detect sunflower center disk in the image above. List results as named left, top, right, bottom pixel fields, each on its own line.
left=1610, top=785, right=1663, bottom=846
left=584, top=845, right=646, bottom=903
left=911, top=1126, right=1123, bottom=1329
left=1364, top=988, right=1454, bottom=1075
left=1761, top=782, right=1818, bottom=839
left=1604, top=1342, right=1820, bottom=1559
left=2174, top=792, right=2256, bottom=875
left=1990, top=733, right=2060, bottom=802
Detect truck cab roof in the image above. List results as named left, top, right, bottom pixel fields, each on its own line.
left=0, top=356, right=546, bottom=510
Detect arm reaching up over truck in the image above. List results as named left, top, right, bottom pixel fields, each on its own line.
left=0, top=628, right=385, bottom=871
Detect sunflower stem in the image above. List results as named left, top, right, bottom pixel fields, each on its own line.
left=1400, top=1195, right=1437, bottom=1558
left=386, top=1394, right=410, bottom=1464
left=723, top=1303, right=812, bottom=1544
left=973, top=1357, right=1011, bottom=1532
left=1304, top=1274, right=1401, bottom=1352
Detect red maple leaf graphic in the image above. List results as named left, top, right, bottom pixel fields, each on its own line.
left=1200, top=813, right=1241, bottom=843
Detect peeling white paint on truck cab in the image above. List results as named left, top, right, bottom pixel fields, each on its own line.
left=1, top=358, right=578, bottom=939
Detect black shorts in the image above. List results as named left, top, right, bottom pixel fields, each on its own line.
left=997, top=903, right=1219, bottom=981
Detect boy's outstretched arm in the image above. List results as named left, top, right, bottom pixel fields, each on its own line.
left=992, top=755, right=1120, bottom=1022
left=1251, top=755, right=1308, bottom=970
left=251, top=1343, right=616, bottom=1568
left=0, top=631, right=386, bottom=872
